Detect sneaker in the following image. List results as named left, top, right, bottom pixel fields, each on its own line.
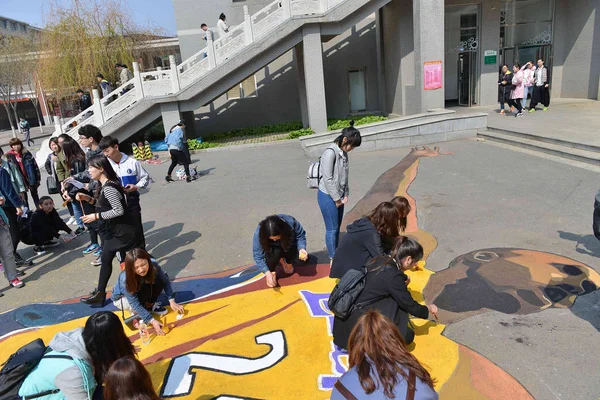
left=92, top=257, right=102, bottom=266
left=83, top=244, right=100, bottom=254
left=16, top=270, right=25, bottom=277
left=62, top=233, right=76, bottom=243
left=529, top=108, right=536, bottom=113
left=516, top=112, right=523, bottom=117
left=510, top=106, right=515, bottom=113
left=43, top=241, right=60, bottom=248
left=14, top=253, right=33, bottom=266
left=151, top=303, right=168, bottom=316
left=74, top=227, right=86, bottom=236
left=93, top=248, right=103, bottom=258
left=66, top=217, right=76, bottom=225
left=33, top=246, right=47, bottom=255
left=500, top=109, right=505, bottom=114
left=10, top=278, right=24, bottom=288
left=186, top=177, right=192, bottom=183
left=543, top=107, right=548, bottom=111
left=165, top=176, right=174, bottom=183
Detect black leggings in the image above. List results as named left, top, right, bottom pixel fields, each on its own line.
left=24, top=187, right=40, bottom=209
left=167, top=149, right=190, bottom=177
left=265, top=244, right=298, bottom=272
left=130, top=212, right=146, bottom=249
left=507, top=98, right=523, bottom=113
left=98, top=243, right=126, bottom=293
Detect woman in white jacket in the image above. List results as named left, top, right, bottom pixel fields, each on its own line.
left=217, top=13, right=229, bottom=39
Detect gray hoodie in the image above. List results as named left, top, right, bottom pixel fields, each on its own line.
left=49, top=328, right=95, bottom=400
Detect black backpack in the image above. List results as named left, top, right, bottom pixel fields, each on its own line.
left=0, top=338, right=72, bottom=400
left=328, top=264, right=388, bottom=320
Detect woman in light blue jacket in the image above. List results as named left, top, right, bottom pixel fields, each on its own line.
left=318, top=122, right=362, bottom=261
left=331, top=310, right=438, bottom=400
left=165, top=121, right=192, bottom=183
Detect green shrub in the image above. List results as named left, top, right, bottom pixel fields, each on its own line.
left=327, top=115, right=387, bottom=131
left=287, top=128, right=314, bottom=139
left=203, top=121, right=303, bottom=139
left=143, top=121, right=165, bottom=142
left=187, top=139, right=219, bottom=150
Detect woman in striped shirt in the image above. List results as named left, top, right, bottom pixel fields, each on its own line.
left=77, top=155, right=140, bottom=307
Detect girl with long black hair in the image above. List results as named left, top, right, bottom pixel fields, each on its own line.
left=332, top=237, right=438, bottom=349
left=317, top=122, right=362, bottom=262
left=19, top=311, right=136, bottom=400
left=77, top=155, right=140, bottom=307
left=61, top=138, right=88, bottom=236
left=252, top=214, right=308, bottom=288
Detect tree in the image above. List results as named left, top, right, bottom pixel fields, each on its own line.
left=38, top=0, right=162, bottom=98
left=0, top=36, right=33, bottom=137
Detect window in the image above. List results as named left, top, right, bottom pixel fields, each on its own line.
left=500, top=0, right=553, bottom=47
left=0, top=20, right=6, bottom=29
left=21, top=24, right=27, bottom=32
left=226, top=75, right=257, bottom=99
left=10, top=22, right=17, bottom=31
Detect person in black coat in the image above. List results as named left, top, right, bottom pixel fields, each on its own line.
left=332, top=237, right=438, bottom=350
left=498, top=64, right=512, bottom=114
left=329, top=202, right=401, bottom=279
left=28, top=196, right=75, bottom=253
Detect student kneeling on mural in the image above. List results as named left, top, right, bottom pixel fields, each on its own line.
left=104, top=356, right=160, bottom=400
left=331, top=310, right=438, bottom=400
left=330, top=201, right=403, bottom=279
left=112, top=248, right=184, bottom=336
left=332, top=237, right=438, bottom=349
left=253, top=214, right=308, bottom=288
left=18, top=311, right=136, bottom=400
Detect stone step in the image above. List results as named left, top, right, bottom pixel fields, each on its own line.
left=478, top=129, right=600, bottom=166
left=484, top=127, right=600, bottom=154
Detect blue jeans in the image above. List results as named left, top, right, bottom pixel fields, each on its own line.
left=522, top=86, right=533, bottom=108
left=71, top=201, right=85, bottom=229
left=317, top=189, right=344, bottom=259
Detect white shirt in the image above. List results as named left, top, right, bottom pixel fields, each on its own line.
left=217, top=19, right=229, bottom=39
left=536, top=69, right=543, bottom=86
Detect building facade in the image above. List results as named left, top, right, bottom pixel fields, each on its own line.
left=172, top=0, right=598, bottom=136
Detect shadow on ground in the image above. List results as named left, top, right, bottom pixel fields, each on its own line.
left=558, top=230, right=600, bottom=258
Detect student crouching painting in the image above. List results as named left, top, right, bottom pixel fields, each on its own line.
left=332, top=237, right=438, bottom=350
left=112, top=248, right=184, bottom=336
left=253, top=214, right=308, bottom=288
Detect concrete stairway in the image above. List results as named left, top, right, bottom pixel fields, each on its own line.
left=477, top=127, right=600, bottom=167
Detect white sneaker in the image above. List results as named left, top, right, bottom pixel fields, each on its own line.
left=66, top=217, right=76, bottom=225
left=62, top=233, right=76, bottom=243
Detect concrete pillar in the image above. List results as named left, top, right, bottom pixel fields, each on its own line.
left=381, top=0, right=415, bottom=115
left=478, top=1, right=502, bottom=106
left=301, top=24, right=328, bottom=133
left=294, top=44, right=309, bottom=128
left=160, top=102, right=182, bottom=137
left=92, top=89, right=104, bottom=124
left=375, top=9, right=387, bottom=114
left=132, top=62, right=144, bottom=100
left=53, top=115, right=63, bottom=134
left=412, top=0, right=444, bottom=112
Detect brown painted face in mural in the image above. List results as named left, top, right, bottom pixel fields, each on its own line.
left=423, top=248, right=600, bottom=324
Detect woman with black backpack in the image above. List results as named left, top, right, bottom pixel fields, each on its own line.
left=332, top=237, right=438, bottom=350
left=317, top=122, right=362, bottom=263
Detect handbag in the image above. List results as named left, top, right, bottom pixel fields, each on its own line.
left=46, top=160, right=59, bottom=195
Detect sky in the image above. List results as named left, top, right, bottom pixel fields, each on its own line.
left=0, top=0, right=178, bottom=36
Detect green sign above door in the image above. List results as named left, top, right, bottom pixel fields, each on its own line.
left=484, top=50, right=498, bottom=65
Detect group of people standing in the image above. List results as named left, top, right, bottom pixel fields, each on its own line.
left=498, top=58, right=551, bottom=117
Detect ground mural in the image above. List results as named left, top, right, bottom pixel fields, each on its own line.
left=1, top=146, right=598, bottom=399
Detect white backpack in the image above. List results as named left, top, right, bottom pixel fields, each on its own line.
left=307, top=148, right=334, bottom=189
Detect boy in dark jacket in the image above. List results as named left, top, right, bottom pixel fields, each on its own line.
left=29, top=196, right=75, bottom=255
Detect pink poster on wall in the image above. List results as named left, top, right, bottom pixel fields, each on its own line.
left=424, top=61, right=443, bottom=90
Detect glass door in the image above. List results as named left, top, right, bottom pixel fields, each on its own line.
left=458, top=52, right=477, bottom=106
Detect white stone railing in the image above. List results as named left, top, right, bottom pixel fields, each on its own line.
left=36, top=0, right=343, bottom=164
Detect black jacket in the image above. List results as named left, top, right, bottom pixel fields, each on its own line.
left=498, top=71, right=512, bottom=101
left=332, top=258, right=429, bottom=350
left=31, top=208, right=72, bottom=239
left=329, top=217, right=383, bottom=279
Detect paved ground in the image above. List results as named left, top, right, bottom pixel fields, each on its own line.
left=1, top=119, right=599, bottom=398
left=0, top=126, right=51, bottom=147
